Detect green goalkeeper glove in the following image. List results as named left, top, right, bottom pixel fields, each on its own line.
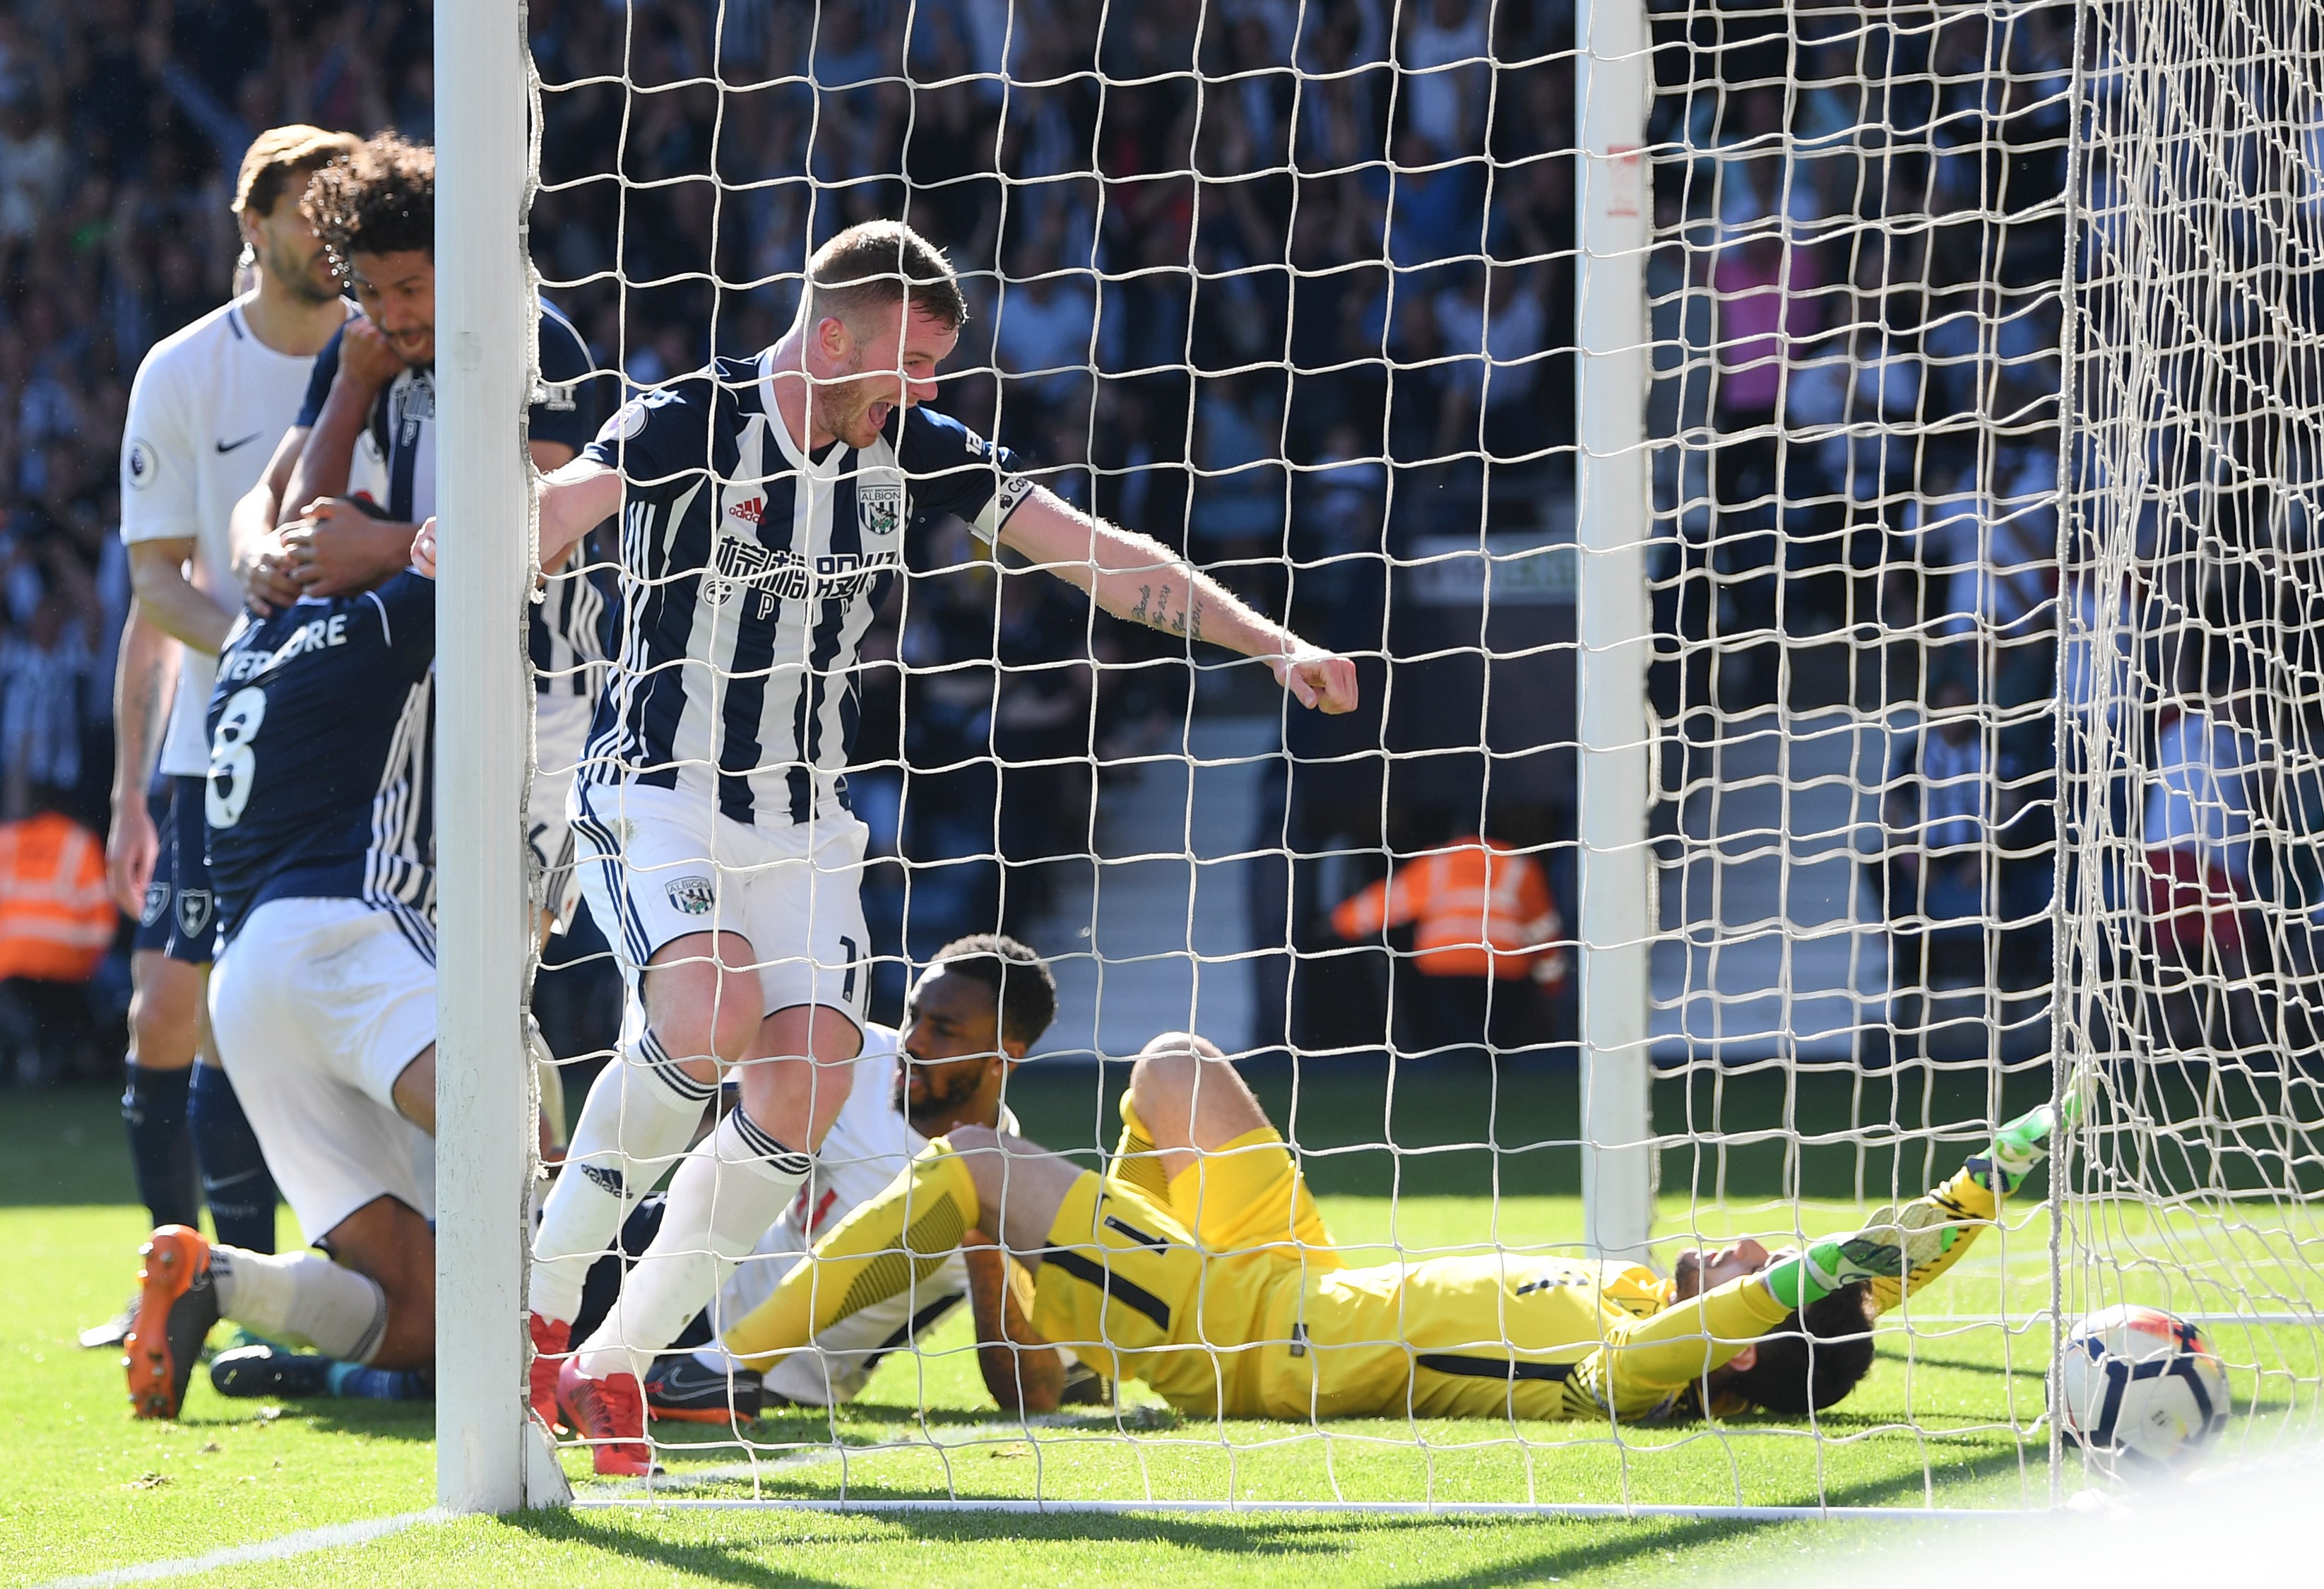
left=1762, top=1205, right=1959, bottom=1311
left=1967, top=1068, right=2094, bottom=1195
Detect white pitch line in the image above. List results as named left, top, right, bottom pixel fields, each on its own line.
left=32, top=1509, right=443, bottom=1588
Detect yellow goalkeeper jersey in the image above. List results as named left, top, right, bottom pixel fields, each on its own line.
left=1026, top=1133, right=2005, bottom=1422
left=1252, top=1251, right=1793, bottom=1422
left=1028, top=1133, right=1793, bottom=1422
left=729, top=1097, right=2010, bottom=1424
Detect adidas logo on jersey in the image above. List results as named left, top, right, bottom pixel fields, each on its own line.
left=728, top=497, right=765, bottom=526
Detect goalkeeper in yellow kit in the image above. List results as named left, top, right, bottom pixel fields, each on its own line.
left=722, top=1034, right=2065, bottom=1422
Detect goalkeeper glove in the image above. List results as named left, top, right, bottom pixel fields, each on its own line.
left=1967, top=1068, right=2094, bottom=1195
left=1763, top=1206, right=1958, bottom=1311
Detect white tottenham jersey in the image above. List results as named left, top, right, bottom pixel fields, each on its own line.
left=580, top=351, right=1033, bottom=829
left=713, top=1024, right=1020, bottom=1405
left=120, top=296, right=350, bottom=777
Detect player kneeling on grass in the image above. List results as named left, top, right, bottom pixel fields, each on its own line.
left=725, top=1035, right=2072, bottom=1425
left=123, top=561, right=439, bottom=1419
left=575, top=935, right=1103, bottom=1424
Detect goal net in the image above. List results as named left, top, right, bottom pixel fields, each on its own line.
left=441, top=0, right=2323, bottom=1513
left=2063, top=0, right=2324, bottom=1458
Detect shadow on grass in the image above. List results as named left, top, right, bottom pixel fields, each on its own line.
left=278, top=1399, right=436, bottom=1441
left=505, top=1507, right=853, bottom=1588
left=723, top=1442, right=2039, bottom=1586
left=830, top=1440, right=2035, bottom=1588
left=1880, top=1349, right=2046, bottom=1381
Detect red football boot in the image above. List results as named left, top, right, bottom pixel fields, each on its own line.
left=557, top=1356, right=657, bottom=1477
left=528, top=1313, right=570, bottom=1432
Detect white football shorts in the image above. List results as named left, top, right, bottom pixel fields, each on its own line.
left=208, top=897, right=436, bottom=1240
left=570, top=779, right=871, bottom=1025
left=530, top=692, right=595, bottom=935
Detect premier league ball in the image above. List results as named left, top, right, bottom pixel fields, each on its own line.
left=2054, top=1304, right=2231, bottom=1474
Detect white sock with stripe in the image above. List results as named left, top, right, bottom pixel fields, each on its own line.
left=211, top=1247, right=389, bottom=1363
left=574, top=1108, right=810, bottom=1379
left=528, top=1031, right=715, bottom=1325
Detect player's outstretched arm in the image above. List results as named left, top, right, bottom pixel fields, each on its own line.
left=1868, top=1085, right=2084, bottom=1313
left=412, top=453, right=616, bottom=581
left=964, top=1230, right=1065, bottom=1415
left=996, top=485, right=1358, bottom=715
left=538, top=456, right=623, bottom=567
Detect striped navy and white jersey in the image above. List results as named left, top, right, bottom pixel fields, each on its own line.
left=203, top=572, right=437, bottom=956
left=579, top=350, right=1035, bottom=829
left=295, top=297, right=606, bottom=697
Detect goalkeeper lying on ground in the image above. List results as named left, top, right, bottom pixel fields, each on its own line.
left=718, top=1034, right=2065, bottom=1423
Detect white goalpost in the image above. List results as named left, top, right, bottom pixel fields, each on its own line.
left=434, top=0, right=550, bottom=1514
left=1576, top=0, right=1661, bottom=1268
left=420, top=0, right=2324, bottom=1518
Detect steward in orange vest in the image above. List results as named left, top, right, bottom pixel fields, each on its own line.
left=1329, top=835, right=1567, bottom=989
left=0, top=810, right=119, bottom=982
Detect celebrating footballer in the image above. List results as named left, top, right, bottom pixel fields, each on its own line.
left=421, top=218, right=1357, bottom=1472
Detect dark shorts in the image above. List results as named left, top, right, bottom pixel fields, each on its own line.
left=132, top=776, right=216, bottom=965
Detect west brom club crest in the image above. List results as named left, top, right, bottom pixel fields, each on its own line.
left=858, top=481, right=903, bottom=539
left=665, top=875, right=716, bottom=916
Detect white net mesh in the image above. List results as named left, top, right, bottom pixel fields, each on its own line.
left=2061, top=0, right=2324, bottom=1455
left=502, top=0, right=2324, bottom=1511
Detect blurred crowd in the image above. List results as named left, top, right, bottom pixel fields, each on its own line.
left=525, top=0, right=1580, bottom=1040
left=0, top=0, right=1577, bottom=1072
left=1646, top=0, right=2078, bottom=1029
left=0, top=0, right=2166, bottom=1077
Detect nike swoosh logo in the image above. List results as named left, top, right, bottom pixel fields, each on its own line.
left=215, top=433, right=263, bottom=454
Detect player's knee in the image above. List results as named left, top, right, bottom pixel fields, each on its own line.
left=945, top=1122, right=1002, bottom=1157
left=1128, top=1032, right=1228, bottom=1123
left=642, top=998, right=754, bottom=1073
left=128, top=967, right=201, bottom=1068
left=644, top=939, right=764, bottom=1064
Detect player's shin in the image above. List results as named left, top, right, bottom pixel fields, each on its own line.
left=211, top=1247, right=389, bottom=1363
left=727, top=1138, right=979, bottom=1369
left=121, top=1063, right=199, bottom=1231
left=573, top=1109, right=810, bottom=1379
left=529, top=1031, right=715, bottom=1325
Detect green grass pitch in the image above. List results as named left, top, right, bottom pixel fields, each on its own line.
left=6, top=1065, right=2315, bottom=1585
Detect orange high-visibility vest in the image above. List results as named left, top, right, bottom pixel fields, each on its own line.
left=0, top=812, right=118, bottom=981
left=1331, top=837, right=1566, bottom=985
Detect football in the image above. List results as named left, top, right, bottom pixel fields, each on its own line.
left=2054, top=1304, right=2232, bottom=1474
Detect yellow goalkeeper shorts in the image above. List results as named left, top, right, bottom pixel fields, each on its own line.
left=1029, top=1168, right=1303, bottom=1416
left=1033, top=1128, right=1346, bottom=1416
left=1119, top=1123, right=1343, bottom=1271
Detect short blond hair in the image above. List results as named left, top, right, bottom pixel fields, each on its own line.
left=235, top=125, right=363, bottom=218
left=806, top=220, right=967, bottom=334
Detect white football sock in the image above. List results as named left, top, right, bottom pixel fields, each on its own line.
left=575, top=1109, right=809, bottom=1379
left=211, top=1246, right=389, bottom=1364
left=528, top=1030, right=716, bottom=1324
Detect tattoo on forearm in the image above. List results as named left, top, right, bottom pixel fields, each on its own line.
left=1132, top=584, right=1152, bottom=623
